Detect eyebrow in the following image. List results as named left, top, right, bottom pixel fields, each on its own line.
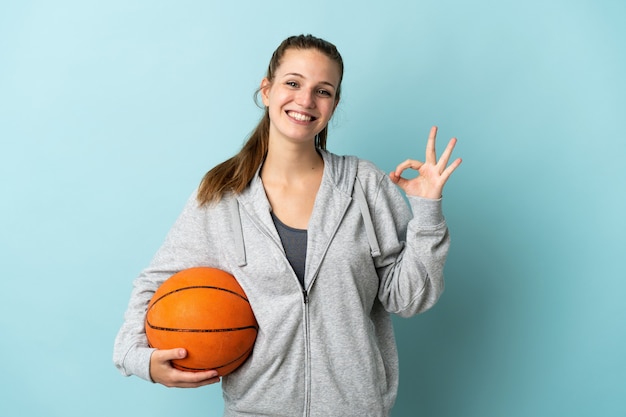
left=283, top=72, right=336, bottom=89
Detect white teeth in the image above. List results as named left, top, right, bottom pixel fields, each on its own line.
left=288, top=111, right=312, bottom=122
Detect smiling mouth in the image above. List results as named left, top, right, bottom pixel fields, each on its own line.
left=287, top=111, right=316, bottom=122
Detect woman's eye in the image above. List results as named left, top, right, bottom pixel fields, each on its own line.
left=286, top=81, right=299, bottom=88
left=317, top=89, right=332, bottom=97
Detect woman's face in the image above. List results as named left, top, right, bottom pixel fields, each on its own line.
left=261, top=48, right=341, bottom=146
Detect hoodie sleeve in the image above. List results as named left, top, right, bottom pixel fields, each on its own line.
left=112, top=191, right=214, bottom=381
left=368, top=170, right=450, bottom=318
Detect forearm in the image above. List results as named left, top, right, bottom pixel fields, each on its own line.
left=377, top=196, right=450, bottom=317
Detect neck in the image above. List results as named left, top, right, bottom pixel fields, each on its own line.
left=261, top=142, right=323, bottom=184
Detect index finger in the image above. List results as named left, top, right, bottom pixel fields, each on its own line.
left=393, top=158, right=425, bottom=178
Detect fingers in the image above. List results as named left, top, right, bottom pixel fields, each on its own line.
left=390, top=159, right=424, bottom=189
left=436, top=137, right=457, bottom=172
left=166, top=369, right=221, bottom=389
left=425, top=126, right=438, bottom=165
left=150, top=348, right=221, bottom=388
left=424, top=126, right=462, bottom=177
left=156, top=347, right=187, bottom=362
left=389, top=170, right=404, bottom=187
left=393, top=159, right=425, bottom=178
left=391, top=126, right=460, bottom=198
left=436, top=135, right=462, bottom=183
left=441, top=157, right=463, bottom=182
left=396, top=126, right=453, bottom=177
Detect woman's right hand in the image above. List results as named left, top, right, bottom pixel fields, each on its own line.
left=150, top=348, right=221, bottom=388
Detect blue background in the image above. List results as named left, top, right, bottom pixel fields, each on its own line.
left=1, top=1, right=625, bottom=416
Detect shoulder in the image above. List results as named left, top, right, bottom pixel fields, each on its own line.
left=353, top=157, right=395, bottom=197
left=356, top=158, right=386, bottom=180
left=174, top=189, right=238, bottom=225
left=354, top=158, right=408, bottom=216
left=321, top=150, right=388, bottom=191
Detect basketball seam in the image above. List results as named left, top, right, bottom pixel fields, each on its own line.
left=149, top=285, right=250, bottom=308
left=145, top=323, right=258, bottom=333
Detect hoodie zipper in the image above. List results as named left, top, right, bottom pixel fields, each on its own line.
left=238, top=202, right=332, bottom=416
left=242, top=206, right=313, bottom=416
left=302, top=288, right=311, bottom=417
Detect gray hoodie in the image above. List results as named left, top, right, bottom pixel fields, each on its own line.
left=113, top=150, right=450, bottom=416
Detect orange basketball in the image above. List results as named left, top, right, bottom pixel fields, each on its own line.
left=145, top=267, right=258, bottom=376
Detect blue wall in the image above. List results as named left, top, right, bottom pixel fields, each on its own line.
left=1, top=1, right=624, bottom=416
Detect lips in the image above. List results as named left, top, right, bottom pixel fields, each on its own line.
left=287, top=110, right=316, bottom=122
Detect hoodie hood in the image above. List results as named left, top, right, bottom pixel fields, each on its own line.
left=232, top=150, right=361, bottom=270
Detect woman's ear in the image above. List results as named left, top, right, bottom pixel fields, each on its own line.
left=260, top=78, right=271, bottom=107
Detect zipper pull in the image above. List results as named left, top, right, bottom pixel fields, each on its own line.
left=302, top=290, right=309, bottom=304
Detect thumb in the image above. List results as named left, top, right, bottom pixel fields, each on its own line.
left=389, top=171, right=408, bottom=188
left=159, top=347, right=187, bottom=361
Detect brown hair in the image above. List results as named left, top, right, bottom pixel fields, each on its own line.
left=197, top=34, right=344, bottom=205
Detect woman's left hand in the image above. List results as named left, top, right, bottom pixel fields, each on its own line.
left=390, top=126, right=462, bottom=199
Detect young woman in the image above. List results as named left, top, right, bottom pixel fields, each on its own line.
left=114, top=34, right=461, bottom=416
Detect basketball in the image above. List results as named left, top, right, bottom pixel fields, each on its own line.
left=145, top=267, right=258, bottom=376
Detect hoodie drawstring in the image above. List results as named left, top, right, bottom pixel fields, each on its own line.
left=353, top=177, right=381, bottom=257
left=230, top=198, right=247, bottom=267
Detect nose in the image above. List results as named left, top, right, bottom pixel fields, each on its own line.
left=295, top=88, right=315, bottom=109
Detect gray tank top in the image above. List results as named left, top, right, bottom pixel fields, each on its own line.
left=271, top=212, right=307, bottom=288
